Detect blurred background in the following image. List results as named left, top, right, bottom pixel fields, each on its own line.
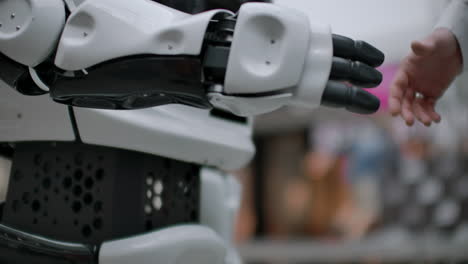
left=1, top=0, right=467, bottom=263
left=233, top=0, right=468, bottom=263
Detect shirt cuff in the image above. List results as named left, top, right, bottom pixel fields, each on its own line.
left=435, top=0, right=468, bottom=72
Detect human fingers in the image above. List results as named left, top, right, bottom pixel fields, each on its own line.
left=401, top=88, right=415, bottom=126
left=389, top=68, right=409, bottom=116
left=413, top=99, right=432, bottom=126
left=422, top=99, right=441, bottom=123
left=411, top=39, right=436, bottom=57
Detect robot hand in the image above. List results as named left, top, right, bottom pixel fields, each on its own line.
left=0, top=0, right=384, bottom=117
left=321, top=34, right=384, bottom=114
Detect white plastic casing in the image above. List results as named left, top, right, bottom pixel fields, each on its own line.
left=220, top=3, right=333, bottom=114
left=99, top=225, right=228, bottom=264
left=208, top=92, right=293, bottom=117
left=224, top=3, right=311, bottom=95
left=62, top=0, right=86, bottom=11
left=292, top=23, right=333, bottom=109
left=73, top=105, right=255, bottom=171
left=0, top=0, right=66, bottom=66
left=0, top=80, right=75, bottom=142
left=200, top=168, right=241, bottom=243
left=55, top=0, right=233, bottom=71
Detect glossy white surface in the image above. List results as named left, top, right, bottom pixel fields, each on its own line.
left=292, top=23, right=332, bottom=109
left=74, top=105, right=254, bottom=171
left=100, top=225, right=228, bottom=264
left=0, top=0, right=66, bottom=66
left=224, top=3, right=310, bottom=95
left=200, top=168, right=241, bottom=243
left=0, top=80, right=75, bottom=142
left=55, top=0, right=232, bottom=70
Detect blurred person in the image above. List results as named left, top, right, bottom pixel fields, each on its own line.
left=281, top=122, right=351, bottom=239
left=288, top=121, right=390, bottom=240
left=389, top=0, right=468, bottom=126
left=233, top=166, right=258, bottom=243
left=303, top=149, right=349, bottom=239
left=346, top=123, right=398, bottom=231
left=304, top=122, right=350, bottom=239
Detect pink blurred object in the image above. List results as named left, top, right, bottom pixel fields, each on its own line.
left=365, top=65, right=398, bottom=112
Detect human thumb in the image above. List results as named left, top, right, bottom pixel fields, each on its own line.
left=411, top=39, right=436, bottom=56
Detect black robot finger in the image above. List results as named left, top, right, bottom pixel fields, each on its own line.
left=330, top=57, right=383, bottom=88
left=332, top=34, right=385, bottom=67
left=320, top=81, right=380, bottom=115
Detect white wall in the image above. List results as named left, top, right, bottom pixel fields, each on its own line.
left=275, top=0, right=449, bottom=63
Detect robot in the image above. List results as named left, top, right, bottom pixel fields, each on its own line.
left=0, top=0, right=384, bottom=263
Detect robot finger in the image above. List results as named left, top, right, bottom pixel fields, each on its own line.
left=332, top=34, right=385, bottom=67
left=329, top=57, right=383, bottom=88
left=320, top=80, right=380, bottom=114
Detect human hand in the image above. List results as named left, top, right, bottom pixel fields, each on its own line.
left=389, top=28, right=463, bottom=126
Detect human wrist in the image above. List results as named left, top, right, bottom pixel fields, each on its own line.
left=430, top=28, right=463, bottom=74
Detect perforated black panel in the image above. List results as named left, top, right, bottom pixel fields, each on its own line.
left=143, top=161, right=200, bottom=231
left=2, top=142, right=200, bottom=245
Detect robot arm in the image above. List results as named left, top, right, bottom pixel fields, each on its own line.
left=0, top=0, right=384, bottom=117
left=0, top=1, right=385, bottom=263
